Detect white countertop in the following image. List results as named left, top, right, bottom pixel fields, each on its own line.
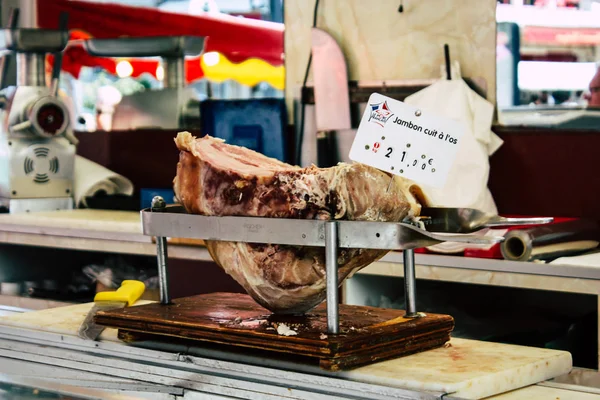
left=0, top=301, right=574, bottom=399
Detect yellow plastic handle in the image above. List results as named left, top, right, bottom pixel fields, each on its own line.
left=94, top=280, right=145, bottom=306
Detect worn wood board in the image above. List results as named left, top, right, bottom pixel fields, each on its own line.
left=94, top=292, right=454, bottom=371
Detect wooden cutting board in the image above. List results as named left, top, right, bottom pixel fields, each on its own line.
left=94, top=292, right=454, bottom=371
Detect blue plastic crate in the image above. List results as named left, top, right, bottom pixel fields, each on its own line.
left=200, top=99, right=288, bottom=162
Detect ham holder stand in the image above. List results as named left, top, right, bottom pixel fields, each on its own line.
left=94, top=196, right=547, bottom=371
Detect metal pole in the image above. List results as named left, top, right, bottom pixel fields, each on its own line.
left=325, top=221, right=339, bottom=334
left=403, top=248, right=418, bottom=317
left=16, top=53, right=45, bottom=87
left=151, top=196, right=171, bottom=305
left=18, top=0, right=37, bottom=28
left=0, top=8, right=19, bottom=91
left=163, top=57, right=185, bottom=89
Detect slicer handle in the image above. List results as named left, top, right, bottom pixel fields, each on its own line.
left=9, top=120, right=32, bottom=133
left=64, top=128, right=79, bottom=146
left=94, top=280, right=145, bottom=306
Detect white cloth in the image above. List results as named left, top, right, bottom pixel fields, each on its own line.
left=404, top=72, right=503, bottom=214
left=58, top=87, right=133, bottom=208
left=74, top=156, right=134, bottom=208
left=404, top=62, right=503, bottom=253
left=549, top=251, right=600, bottom=267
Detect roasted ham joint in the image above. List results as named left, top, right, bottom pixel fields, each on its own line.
left=173, top=131, right=428, bottom=314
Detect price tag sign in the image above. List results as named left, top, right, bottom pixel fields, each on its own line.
left=349, top=92, right=465, bottom=189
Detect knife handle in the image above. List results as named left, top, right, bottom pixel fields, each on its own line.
left=317, top=131, right=338, bottom=168
left=94, top=280, right=145, bottom=306
left=317, top=133, right=330, bottom=167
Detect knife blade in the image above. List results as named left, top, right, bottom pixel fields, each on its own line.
left=311, top=27, right=351, bottom=168
left=78, top=280, right=145, bottom=341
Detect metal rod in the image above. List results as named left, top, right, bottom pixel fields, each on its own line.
left=403, top=248, right=418, bottom=317
left=51, top=11, right=69, bottom=96
left=156, top=236, right=170, bottom=305
left=0, top=8, right=20, bottom=90
left=151, top=196, right=171, bottom=305
left=325, top=221, right=339, bottom=334
left=444, top=44, right=451, bottom=80
left=17, top=53, right=45, bottom=87
left=163, top=57, right=185, bottom=89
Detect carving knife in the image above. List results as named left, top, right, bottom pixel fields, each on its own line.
left=311, top=27, right=351, bottom=168
left=419, top=207, right=554, bottom=234
left=78, top=280, right=145, bottom=340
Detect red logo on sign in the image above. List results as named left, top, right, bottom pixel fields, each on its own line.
left=372, top=142, right=381, bottom=153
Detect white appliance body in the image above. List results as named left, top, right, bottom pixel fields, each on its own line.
left=0, top=85, right=76, bottom=213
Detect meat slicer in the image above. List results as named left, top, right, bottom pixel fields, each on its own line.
left=0, top=26, right=76, bottom=213
left=82, top=36, right=205, bottom=130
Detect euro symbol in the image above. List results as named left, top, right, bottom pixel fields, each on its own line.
left=428, top=159, right=433, bottom=165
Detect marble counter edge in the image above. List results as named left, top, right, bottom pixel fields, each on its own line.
left=453, top=351, right=573, bottom=399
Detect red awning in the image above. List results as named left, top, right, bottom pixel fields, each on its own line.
left=36, top=0, right=284, bottom=82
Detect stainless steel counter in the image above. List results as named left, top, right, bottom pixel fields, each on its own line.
left=0, top=323, right=443, bottom=400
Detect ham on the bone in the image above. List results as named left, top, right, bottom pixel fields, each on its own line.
left=173, top=131, right=427, bottom=314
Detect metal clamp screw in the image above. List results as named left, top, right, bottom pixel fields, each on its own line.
left=151, top=196, right=167, bottom=211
